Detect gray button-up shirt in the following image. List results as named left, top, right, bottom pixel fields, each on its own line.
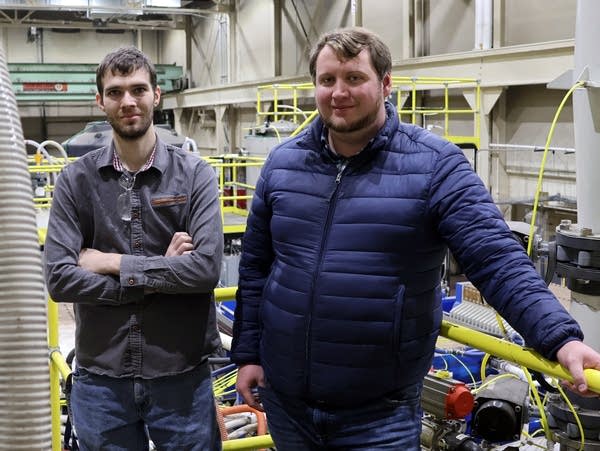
left=44, top=137, right=223, bottom=378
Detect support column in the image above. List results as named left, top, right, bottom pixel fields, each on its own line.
left=215, top=105, right=227, bottom=154
left=351, top=0, right=363, bottom=27
left=274, top=0, right=282, bottom=77
left=464, top=87, right=503, bottom=188
left=490, top=90, right=509, bottom=204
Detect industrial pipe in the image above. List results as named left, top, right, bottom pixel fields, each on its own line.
left=222, top=434, right=275, bottom=451
left=0, top=46, right=52, bottom=448
left=440, top=320, right=600, bottom=393
left=215, top=286, right=237, bottom=302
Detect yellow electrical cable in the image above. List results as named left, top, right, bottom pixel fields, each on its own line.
left=522, top=366, right=551, bottom=441
left=518, top=78, right=585, bottom=450
left=480, top=353, right=491, bottom=382
left=494, top=312, right=510, bottom=339
left=526, top=81, right=585, bottom=256
left=555, top=379, right=585, bottom=451
left=530, top=428, right=546, bottom=438
left=267, top=125, right=282, bottom=143
left=444, top=353, right=478, bottom=387
left=521, top=430, right=549, bottom=449
left=471, top=372, right=520, bottom=394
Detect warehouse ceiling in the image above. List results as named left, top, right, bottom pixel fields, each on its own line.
left=0, top=0, right=231, bottom=30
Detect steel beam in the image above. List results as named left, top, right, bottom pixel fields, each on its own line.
left=162, top=40, right=574, bottom=110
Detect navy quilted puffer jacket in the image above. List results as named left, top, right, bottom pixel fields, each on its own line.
left=231, top=102, right=582, bottom=406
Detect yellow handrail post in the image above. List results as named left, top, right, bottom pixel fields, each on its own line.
left=47, top=297, right=62, bottom=451
left=256, top=89, right=261, bottom=126
left=273, top=86, right=278, bottom=122
left=293, top=86, right=299, bottom=123
left=444, top=83, right=449, bottom=139
left=219, top=163, right=226, bottom=225
left=475, top=82, right=481, bottom=148
left=411, top=79, right=417, bottom=125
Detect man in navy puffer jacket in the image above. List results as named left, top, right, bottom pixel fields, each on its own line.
left=231, top=27, right=600, bottom=450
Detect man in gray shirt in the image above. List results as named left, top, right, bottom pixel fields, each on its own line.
left=44, top=47, right=223, bottom=450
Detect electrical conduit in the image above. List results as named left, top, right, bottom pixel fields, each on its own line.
left=0, top=45, right=52, bottom=448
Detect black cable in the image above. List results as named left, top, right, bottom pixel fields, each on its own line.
left=531, top=369, right=558, bottom=393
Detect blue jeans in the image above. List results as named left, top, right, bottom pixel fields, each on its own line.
left=70, top=363, right=221, bottom=451
left=258, top=383, right=423, bottom=450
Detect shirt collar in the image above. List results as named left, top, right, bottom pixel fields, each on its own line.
left=320, top=126, right=376, bottom=161
left=112, top=141, right=157, bottom=174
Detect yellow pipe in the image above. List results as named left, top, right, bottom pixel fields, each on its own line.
left=215, top=286, right=237, bottom=303
left=49, top=349, right=72, bottom=451
left=48, top=298, right=62, bottom=451
left=475, top=83, right=481, bottom=148
left=222, top=434, right=275, bottom=451
left=440, top=320, right=600, bottom=392
left=273, top=88, right=278, bottom=122
left=293, top=87, right=298, bottom=123
left=290, top=109, right=319, bottom=137
left=49, top=362, right=61, bottom=451
left=50, top=349, right=73, bottom=381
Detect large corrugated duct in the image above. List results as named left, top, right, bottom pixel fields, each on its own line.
left=0, top=46, right=52, bottom=448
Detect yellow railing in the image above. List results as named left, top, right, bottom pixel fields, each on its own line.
left=256, top=82, right=314, bottom=124
left=47, top=286, right=275, bottom=451
left=28, top=152, right=265, bottom=236
left=256, top=77, right=482, bottom=149
left=392, top=76, right=481, bottom=149
left=205, top=154, right=265, bottom=234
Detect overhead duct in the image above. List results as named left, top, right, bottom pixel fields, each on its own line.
left=0, top=0, right=230, bottom=29
left=0, top=45, right=52, bottom=448
left=0, top=0, right=180, bottom=9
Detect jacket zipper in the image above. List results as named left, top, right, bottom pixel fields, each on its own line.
left=305, top=160, right=348, bottom=398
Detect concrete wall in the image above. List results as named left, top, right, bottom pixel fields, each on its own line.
left=234, top=0, right=274, bottom=81
left=0, top=0, right=584, bottom=207
left=502, top=0, right=576, bottom=46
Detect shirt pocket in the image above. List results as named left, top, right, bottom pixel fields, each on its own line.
left=150, top=193, right=189, bottom=232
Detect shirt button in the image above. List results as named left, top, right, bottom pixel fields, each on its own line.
left=132, top=324, right=141, bottom=332
left=128, top=277, right=135, bottom=285
left=134, top=240, right=142, bottom=248
left=131, top=211, right=139, bottom=220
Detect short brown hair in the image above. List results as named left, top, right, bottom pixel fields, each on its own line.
left=96, top=46, right=157, bottom=96
left=308, top=27, right=392, bottom=83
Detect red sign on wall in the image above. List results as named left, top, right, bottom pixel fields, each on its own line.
left=23, top=83, right=68, bottom=92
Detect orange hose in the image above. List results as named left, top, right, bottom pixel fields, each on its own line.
left=220, top=404, right=268, bottom=437
left=215, top=400, right=229, bottom=441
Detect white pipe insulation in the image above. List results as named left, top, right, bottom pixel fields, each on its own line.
left=573, top=0, right=600, bottom=232
left=568, top=0, right=600, bottom=352
left=475, top=0, right=492, bottom=50
left=0, top=46, right=52, bottom=448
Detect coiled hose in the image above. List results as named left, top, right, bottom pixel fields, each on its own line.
left=0, top=45, right=52, bottom=449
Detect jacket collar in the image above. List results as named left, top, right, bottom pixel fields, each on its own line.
left=302, top=101, right=399, bottom=159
